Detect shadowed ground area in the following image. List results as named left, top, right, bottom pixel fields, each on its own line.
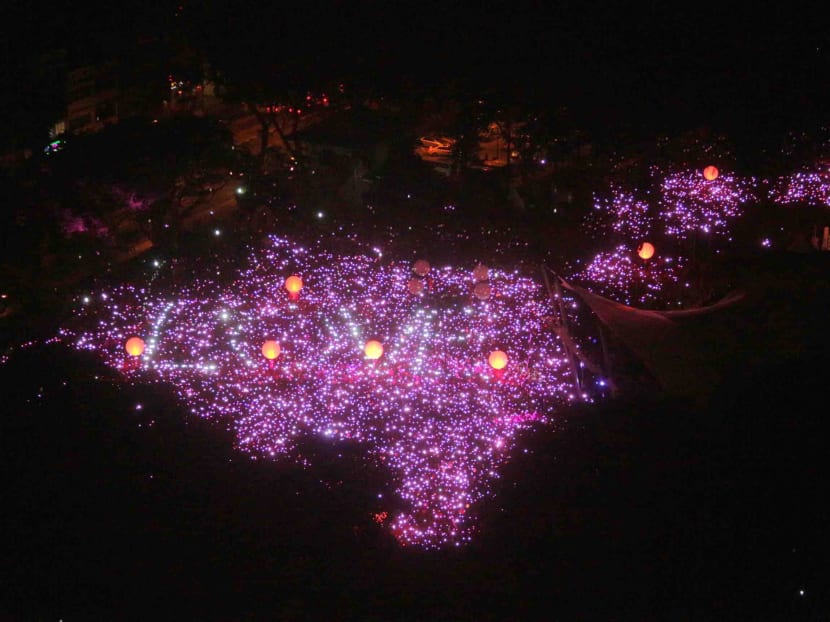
left=2, top=343, right=827, bottom=620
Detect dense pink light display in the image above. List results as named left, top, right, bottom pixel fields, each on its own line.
left=59, top=237, right=578, bottom=547
left=658, top=169, right=754, bottom=239
left=578, top=167, right=763, bottom=304
left=768, top=170, right=830, bottom=207
left=31, top=161, right=830, bottom=548
left=587, top=167, right=759, bottom=247
left=571, top=245, right=684, bottom=306
left=589, top=185, right=653, bottom=241
left=579, top=165, right=830, bottom=306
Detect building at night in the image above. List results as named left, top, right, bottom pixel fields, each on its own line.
left=63, top=61, right=119, bottom=135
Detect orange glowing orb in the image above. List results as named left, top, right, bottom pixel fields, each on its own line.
left=413, top=259, right=430, bottom=277
left=284, top=275, right=303, bottom=294
left=407, top=278, right=424, bottom=295
left=364, top=339, right=384, bottom=360
left=488, top=350, right=508, bottom=370
left=703, top=165, right=719, bottom=181
left=637, top=242, right=655, bottom=260
left=474, top=282, right=491, bottom=300
left=125, top=336, right=146, bottom=357
left=261, top=340, right=281, bottom=360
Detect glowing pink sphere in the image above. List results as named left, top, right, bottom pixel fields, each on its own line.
left=637, top=242, right=655, bottom=260
left=488, top=350, right=508, bottom=370
left=261, top=340, right=281, bottom=360
left=364, top=339, right=384, bottom=360
left=284, top=275, right=303, bottom=295
left=125, top=336, right=145, bottom=357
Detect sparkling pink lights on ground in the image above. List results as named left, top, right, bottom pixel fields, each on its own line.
left=45, top=164, right=830, bottom=547
left=61, top=237, right=577, bottom=547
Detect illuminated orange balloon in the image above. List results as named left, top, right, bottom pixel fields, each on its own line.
left=474, top=282, right=491, bottom=300
left=413, top=259, right=430, bottom=276
left=703, top=165, right=719, bottom=181
left=261, top=340, right=281, bottom=360
left=284, top=275, right=303, bottom=294
left=407, top=278, right=424, bottom=295
left=472, top=263, right=489, bottom=282
left=125, top=336, right=145, bottom=357
left=637, top=242, right=655, bottom=260
left=364, top=339, right=384, bottom=360
left=488, top=350, right=508, bottom=370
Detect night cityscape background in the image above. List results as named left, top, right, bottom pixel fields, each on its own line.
left=2, top=2, right=829, bottom=620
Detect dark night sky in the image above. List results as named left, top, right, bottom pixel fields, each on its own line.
left=3, top=1, right=830, bottom=139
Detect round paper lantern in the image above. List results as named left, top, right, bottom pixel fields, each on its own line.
left=261, top=340, right=281, bottom=360
left=637, top=242, right=655, bottom=260
left=703, top=165, right=719, bottom=181
left=472, top=263, right=489, bottom=282
left=474, top=281, right=491, bottom=300
left=284, top=275, right=303, bottom=295
left=488, top=350, right=508, bottom=370
left=407, top=278, right=424, bottom=295
left=125, top=336, right=145, bottom=357
left=364, top=339, right=384, bottom=360
left=413, top=259, right=430, bottom=277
